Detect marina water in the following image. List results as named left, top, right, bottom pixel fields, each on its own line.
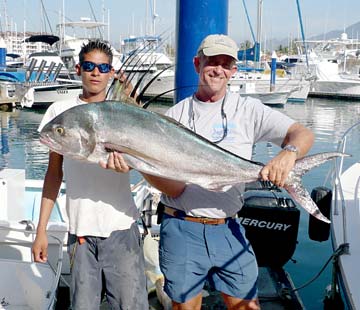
left=1, top=98, right=360, bottom=309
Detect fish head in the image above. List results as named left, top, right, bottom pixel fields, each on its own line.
left=40, top=108, right=98, bottom=161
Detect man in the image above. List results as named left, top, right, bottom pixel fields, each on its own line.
left=31, top=39, right=150, bottom=310
left=156, top=34, right=313, bottom=310
left=111, top=34, right=314, bottom=310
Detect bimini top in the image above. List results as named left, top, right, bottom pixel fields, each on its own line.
left=24, top=35, right=60, bottom=46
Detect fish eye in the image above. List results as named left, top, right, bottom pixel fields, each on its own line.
left=55, top=126, right=65, bottom=136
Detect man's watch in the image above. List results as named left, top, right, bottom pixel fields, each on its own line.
left=283, top=144, right=299, bottom=155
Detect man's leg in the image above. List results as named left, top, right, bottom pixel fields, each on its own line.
left=222, top=293, right=260, bottom=310
left=172, top=292, right=203, bottom=310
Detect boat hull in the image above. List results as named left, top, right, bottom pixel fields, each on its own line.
left=331, top=162, right=360, bottom=309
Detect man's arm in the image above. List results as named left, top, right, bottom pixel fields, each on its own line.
left=32, top=151, right=64, bottom=262
left=260, top=122, right=314, bottom=187
left=141, top=174, right=186, bottom=198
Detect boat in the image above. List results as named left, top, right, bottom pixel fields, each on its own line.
left=58, top=17, right=123, bottom=74
left=120, top=35, right=175, bottom=102
left=309, top=60, right=360, bottom=100
left=0, top=34, right=82, bottom=109
left=0, top=169, right=65, bottom=309
left=0, top=253, right=62, bottom=309
left=229, top=57, right=311, bottom=103
left=0, top=168, right=159, bottom=309
left=228, top=78, right=291, bottom=107
left=291, top=33, right=360, bottom=100
left=0, top=166, right=307, bottom=309
left=329, top=120, right=360, bottom=309
left=227, top=0, right=310, bottom=105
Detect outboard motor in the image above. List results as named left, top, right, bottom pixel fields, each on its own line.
left=308, top=186, right=332, bottom=242
left=238, top=181, right=300, bottom=268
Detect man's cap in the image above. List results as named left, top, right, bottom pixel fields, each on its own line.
left=197, top=34, right=239, bottom=61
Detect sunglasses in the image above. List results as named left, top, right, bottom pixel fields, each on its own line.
left=80, top=61, right=112, bottom=73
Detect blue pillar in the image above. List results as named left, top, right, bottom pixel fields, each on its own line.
left=270, top=51, right=277, bottom=92
left=0, top=38, right=6, bottom=70
left=175, top=0, right=229, bottom=103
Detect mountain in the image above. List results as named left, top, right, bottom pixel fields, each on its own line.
left=308, top=21, right=360, bottom=40
left=262, top=20, right=360, bottom=52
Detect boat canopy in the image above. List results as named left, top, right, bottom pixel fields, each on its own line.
left=6, top=53, right=21, bottom=59
left=24, top=35, right=60, bottom=46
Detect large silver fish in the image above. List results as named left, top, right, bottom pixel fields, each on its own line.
left=40, top=101, right=347, bottom=223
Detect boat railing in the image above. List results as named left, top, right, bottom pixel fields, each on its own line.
left=332, top=120, right=360, bottom=249
left=0, top=225, right=63, bottom=308
left=355, top=175, right=360, bottom=214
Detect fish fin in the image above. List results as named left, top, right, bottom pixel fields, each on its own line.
left=284, top=183, right=331, bottom=223
left=284, top=151, right=348, bottom=223
left=293, top=152, right=350, bottom=177
left=103, top=142, right=157, bottom=162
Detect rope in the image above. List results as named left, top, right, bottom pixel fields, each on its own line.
left=288, top=243, right=349, bottom=293
left=257, top=244, right=348, bottom=304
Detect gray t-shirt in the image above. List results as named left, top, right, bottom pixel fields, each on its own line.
left=161, top=92, right=295, bottom=218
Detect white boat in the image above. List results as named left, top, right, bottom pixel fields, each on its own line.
left=0, top=235, right=63, bottom=310
left=0, top=35, right=83, bottom=109
left=0, top=166, right=309, bottom=309
left=309, top=60, right=360, bottom=99
left=120, top=35, right=175, bottom=102
left=0, top=169, right=156, bottom=309
left=58, top=18, right=123, bottom=74
left=291, top=33, right=360, bottom=100
left=16, top=79, right=82, bottom=109
left=0, top=169, right=65, bottom=309
left=330, top=120, right=360, bottom=309
left=229, top=68, right=310, bottom=103
left=228, top=81, right=291, bottom=106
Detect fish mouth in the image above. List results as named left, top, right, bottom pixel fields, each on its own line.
left=40, top=135, right=63, bottom=153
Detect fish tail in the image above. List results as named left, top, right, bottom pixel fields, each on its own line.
left=284, top=152, right=349, bottom=223
left=284, top=183, right=331, bottom=223
left=293, top=152, right=350, bottom=177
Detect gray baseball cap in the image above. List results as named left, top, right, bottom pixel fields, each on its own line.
left=197, top=34, right=239, bottom=61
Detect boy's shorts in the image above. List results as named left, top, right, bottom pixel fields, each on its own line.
left=68, top=222, right=149, bottom=310
left=159, top=214, right=258, bottom=303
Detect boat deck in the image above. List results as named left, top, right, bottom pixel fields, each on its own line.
left=55, top=266, right=304, bottom=310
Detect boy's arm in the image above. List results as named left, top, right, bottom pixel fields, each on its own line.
left=32, top=151, right=63, bottom=262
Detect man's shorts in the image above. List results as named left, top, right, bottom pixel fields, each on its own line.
left=159, top=214, right=258, bottom=303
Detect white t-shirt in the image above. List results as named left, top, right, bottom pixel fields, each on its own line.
left=39, top=96, right=139, bottom=237
left=161, top=92, right=295, bottom=218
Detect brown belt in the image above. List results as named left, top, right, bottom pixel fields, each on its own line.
left=163, top=206, right=231, bottom=225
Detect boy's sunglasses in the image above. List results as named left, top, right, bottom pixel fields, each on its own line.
left=80, top=61, right=112, bottom=73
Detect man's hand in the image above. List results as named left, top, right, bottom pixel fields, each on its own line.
left=259, top=150, right=297, bottom=187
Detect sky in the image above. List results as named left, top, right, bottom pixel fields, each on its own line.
left=2, top=0, right=360, bottom=48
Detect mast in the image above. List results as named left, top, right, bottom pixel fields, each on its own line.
left=255, top=0, right=263, bottom=69
left=152, top=0, right=157, bottom=35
